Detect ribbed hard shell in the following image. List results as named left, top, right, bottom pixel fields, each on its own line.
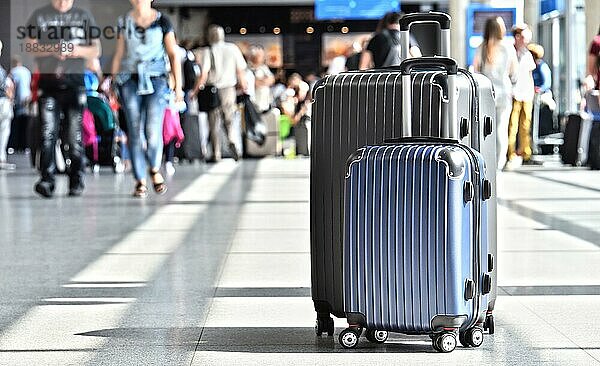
left=343, top=143, right=489, bottom=332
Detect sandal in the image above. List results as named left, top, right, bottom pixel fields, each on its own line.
left=150, top=170, right=168, bottom=195
left=133, top=182, right=148, bottom=198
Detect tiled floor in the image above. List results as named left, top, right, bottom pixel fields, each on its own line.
left=1, top=155, right=600, bottom=365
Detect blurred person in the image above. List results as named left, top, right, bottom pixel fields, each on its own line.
left=288, top=73, right=311, bottom=156
left=528, top=44, right=552, bottom=94
left=528, top=43, right=557, bottom=139
left=506, top=24, right=536, bottom=168
left=0, top=41, right=16, bottom=170
left=84, top=57, right=101, bottom=97
left=9, top=55, right=31, bottom=154
left=271, top=68, right=287, bottom=108
left=529, top=43, right=556, bottom=111
left=248, top=45, right=275, bottom=112
left=282, top=73, right=310, bottom=126
left=304, top=72, right=321, bottom=94
left=345, top=40, right=367, bottom=71
left=26, top=0, right=101, bottom=198
left=327, top=50, right=347, bottom=75
left=473, top=17, right=518, bottom=171
left=163, top=41, right=201, bottom=176
left=111, top=0, right=183, bottom=197
left=585, top=27, right=600, bottom=90
left=359, top=12, right=421, bottom=70
left=193, top=25, right=247, bottom=163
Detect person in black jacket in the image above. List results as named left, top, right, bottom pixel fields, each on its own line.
left=359, top=12, right=421, bottom=70
left=25, top=0, right=101, bottom=198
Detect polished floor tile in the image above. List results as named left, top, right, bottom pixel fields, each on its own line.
left=2, top=156, right=600, bottom=365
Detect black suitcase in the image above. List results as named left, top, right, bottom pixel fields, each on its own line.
left=295, top=116, right=310, bottom=156
left=179, top=112, right=204, bottom=162
left=311, top=13, right=498, bottom=337
left=560, top=114, right=582, bottom=166
left=589, top=123, right=600, bottom=170
left=586, top=91, right=600, bottom=169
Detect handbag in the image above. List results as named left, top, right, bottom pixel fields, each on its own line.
left=162, top=106, right=185, bottom=147
left=198, top=47, right=221, bottom=112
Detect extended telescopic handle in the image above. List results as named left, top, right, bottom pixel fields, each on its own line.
left=401, top=57, right=458, bottom=139
left=399, top=12, right=451, bottom=31
left=399, top=12, right=452, bottom=59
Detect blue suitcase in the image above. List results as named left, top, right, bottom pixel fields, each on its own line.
left=341, top=141, right=493, bottom=352
left=339, top=58, right=494, bottom=352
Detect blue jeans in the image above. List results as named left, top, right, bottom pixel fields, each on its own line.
left=119, top=77, right=169, bottom=181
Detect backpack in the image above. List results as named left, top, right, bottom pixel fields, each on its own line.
left=183, top=50, right=201, bottom=92
left=381, top=29, right=402, bottom=67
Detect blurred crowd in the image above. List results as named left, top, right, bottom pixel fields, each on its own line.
left=0, top=0, right=316, bottom=199
left=1, top=1, right=600, bottom=199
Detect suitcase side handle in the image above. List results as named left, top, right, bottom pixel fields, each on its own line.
left=400, top=12, right=451, bottom=58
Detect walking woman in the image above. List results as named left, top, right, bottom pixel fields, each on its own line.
left=473, top=17, right=518, bottom=171
left=111, top=0, right=183, bottom=197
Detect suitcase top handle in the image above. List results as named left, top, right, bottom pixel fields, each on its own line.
left=401, top=57, right=459, bottom=140
left=400, top=12, right=451, bottom=59
left=399, top=12, right=451, bottom=31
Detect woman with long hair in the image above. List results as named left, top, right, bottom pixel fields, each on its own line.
left=473, top=16, right=518, bottom=171
left=111, top=0, right=183, bottom=197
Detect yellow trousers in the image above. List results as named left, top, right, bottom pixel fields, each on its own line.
left=507, top=99, right=533, bottom=161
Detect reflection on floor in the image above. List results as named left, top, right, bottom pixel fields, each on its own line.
left=1, top=156, right=599, bottom=365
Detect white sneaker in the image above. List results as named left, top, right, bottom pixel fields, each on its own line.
left=503, top=156, right=523, bottom=171
left=165, top=162, right=175, bottom=176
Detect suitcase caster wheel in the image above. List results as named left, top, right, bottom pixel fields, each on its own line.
left=432, top=337, right=441, bottom=352
left=434, top=332, right=457, bottom=353
left=339, top=328, right=360, bottom=349
left=365, top=329, right=388, bottom=344
left=466, top=327, right=484, bottom=347
left=484, top=315, right=495, bottom=335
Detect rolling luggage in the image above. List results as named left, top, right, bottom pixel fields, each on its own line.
left=589, top=123, right=600, bottom=170
left=586, top=90, right=600, bottom=169
left=561, top=113, right=592, bottom=167
left=560, top=113, right=583, bottom=165
left=83, top=96, right=122, bottom=172
left=339, top=59, right=492, bottom=352
left=245, top=108, right=281, bottom=157
left=311, top=13, right=498, bottom=338
left=341, top=142, right=492, bottom=352
left=531, top=91, right=562, bottom=155
left=295, top=116, right=310, bottom=156
left=179, top=112, right=204, bottom=162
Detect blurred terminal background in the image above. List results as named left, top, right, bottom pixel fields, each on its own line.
left=0, top=0, right=596, bottom=116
